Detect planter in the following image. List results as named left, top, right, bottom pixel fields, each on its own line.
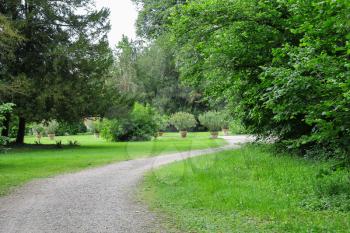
left=94, top=133, right=100, bottom=138
left=158, top=132, right=164, bottom=137
left=180, top=131, right=188, bottom=138
left=222, top=128, right=229, bottom=136
left=36, top=134, right=42, bottom=140
left=48, top=133, right=55, bottom=140
left=211, top=131, right=219, bottom=139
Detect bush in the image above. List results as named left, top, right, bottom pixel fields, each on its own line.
left=219, top=110, right=232, bottom=129
left=100, top=119, right=121, bottom=141
left=170, top=112, right=196, bottom=131
left=0, top=103, right=14, bottom=146
left=45, top=120, right=59, bottom=134
left=85, top=119, right=103, bottom=134
left=230, top=120, right=246, bottom=135
left=31, top=122, right=45, bottom=136
left=155, top=114, right=169, bottom=132
left=198, top=111, right=222, bottom=132
left=56, top=121, right=87, bottom=136
left=100, top=103, right=159, bottom=142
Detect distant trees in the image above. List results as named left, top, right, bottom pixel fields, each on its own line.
left=111, top=35, right=210, bottom=116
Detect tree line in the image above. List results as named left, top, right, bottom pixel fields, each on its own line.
left=0, top=0, right=210, bottom=144
left=132, top=0, right=350, bottom=159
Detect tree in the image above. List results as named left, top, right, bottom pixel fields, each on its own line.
left=0, top=0, right=113, bottom=143
left=131, top=0, right=186, bottom=39
left=260, top=0, right=350, bottom=156
left=166, top=0, right=350, bottom=158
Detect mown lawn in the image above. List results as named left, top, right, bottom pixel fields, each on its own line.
left=0, top=132, right=225, bottom=196
left=142, top=144, right=350, bottom=232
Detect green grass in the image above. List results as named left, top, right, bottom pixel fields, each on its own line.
left=142, top=144, right=350, bottom=232
left=0, top=132, right=225, bottom=196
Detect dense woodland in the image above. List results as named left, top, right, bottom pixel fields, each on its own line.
left=0, top=0, right=349, bottom=161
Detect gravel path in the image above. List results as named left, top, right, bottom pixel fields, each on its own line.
left=0, top=136, right=253, bottom=233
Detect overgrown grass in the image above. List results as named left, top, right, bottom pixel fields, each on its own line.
left=0, top=132, right=225, bottom=196
left=142, top=144, right=350, bottom=232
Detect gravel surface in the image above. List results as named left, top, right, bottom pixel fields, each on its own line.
left=0, top=136, right=253, bottom=233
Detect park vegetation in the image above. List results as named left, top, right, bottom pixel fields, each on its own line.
left=132, top=0, right=349, bottom=161
left=0, top=0, right=349, bottom=230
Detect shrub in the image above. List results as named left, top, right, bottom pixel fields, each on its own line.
left=31, top=122, right=45, bottom=136
left=156, top=114, right=169, bottom=132
left=170, top=112, right=196, bottom=131
left=219, top=111, right=231, bottom=129
left=100, top=119, right=121, bottom=141
left=100, top=103, right=159, bottom=142
left=87, top=119, right=102, bottom=134
left=0, top=103, right=14, bottom=147
left=45, top=120, right=59, bottom=134
left=198, top=111, right=222, bottom=132
left=230, top=120, right=246, bottom=135
left=56, top=121, right=87, bottom=136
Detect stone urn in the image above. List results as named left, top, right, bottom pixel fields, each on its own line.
left=48, top=133, right=55, bottom=140
left=222, top=128, right=229, bottom=136
left=211, top=131, right=219, bottom=139
left=180, top=131, right=187, bottom=138
left=36, top=133, right=42, bottom=141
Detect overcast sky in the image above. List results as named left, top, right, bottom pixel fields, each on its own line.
left=95, top=0, right=138, bottom=48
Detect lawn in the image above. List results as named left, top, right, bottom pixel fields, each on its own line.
left=0, top=132, right=225, bottom=196
left=142, top=144, right=350, bottom=232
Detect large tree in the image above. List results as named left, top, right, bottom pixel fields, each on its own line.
left=0, top=0, right=113, bottom=143
left=131, top=0, right=186, bottom=39
left=166, top=0, right=350, bottom=157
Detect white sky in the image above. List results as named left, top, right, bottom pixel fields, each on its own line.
left=95, top=0, right=138, bottom=48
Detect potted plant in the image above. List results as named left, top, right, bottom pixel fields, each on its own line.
left=199, top=111, right=222, bottom=139
left=46, top=120, right=59, bottom=140
left=218, top=111, right=232, bottom=136
left=157, top=115, right=169, bottom=136
left=31, top=122, right=45, bottom=142
left=91, top=120, right=102, bottom=138
left=170, top=112, right=196, bottom=138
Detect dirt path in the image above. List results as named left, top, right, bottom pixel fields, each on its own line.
left=0, top=136, right=253, bottom=233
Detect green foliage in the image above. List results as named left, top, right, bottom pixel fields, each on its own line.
left=155, top=114, right=169, bottom=132
left=93, top=121, right=103, bottom=134
left=198, top=111, right=222, bottom=132
left=101, top=103, right=159, bottom=142
left=131, top=0, right=186, bottom=39
left=45, top=120, right=59, bottom=134
left=230, top=120, right=246, bottom=135
left=100, top=119, right=121, bottom=142
left=56, top=121, right=87, bottom=136
left=0, top=0, right=114, bottom=143
left=30, top=122, right=45, bottom=135
left=142, top=0, right=350, bottom=159
left=302, top=168, right=350, bottom=212
left=0, top=103, right=14, bottom=146
left=143, top=145, right=350, bottom=232
left=170, top=112, right=197, bottom=131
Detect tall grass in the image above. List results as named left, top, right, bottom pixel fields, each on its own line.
left=142, top=144, right=350, bottom=232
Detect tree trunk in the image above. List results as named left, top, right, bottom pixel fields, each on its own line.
left=16, top=117, right=26, bottom=144
left=1, top=113, right=10, bottom=137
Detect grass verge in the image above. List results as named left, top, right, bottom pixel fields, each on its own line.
left=141, top=144, right=350, bottom=232
left=0, top=132, right=225, bottom=196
